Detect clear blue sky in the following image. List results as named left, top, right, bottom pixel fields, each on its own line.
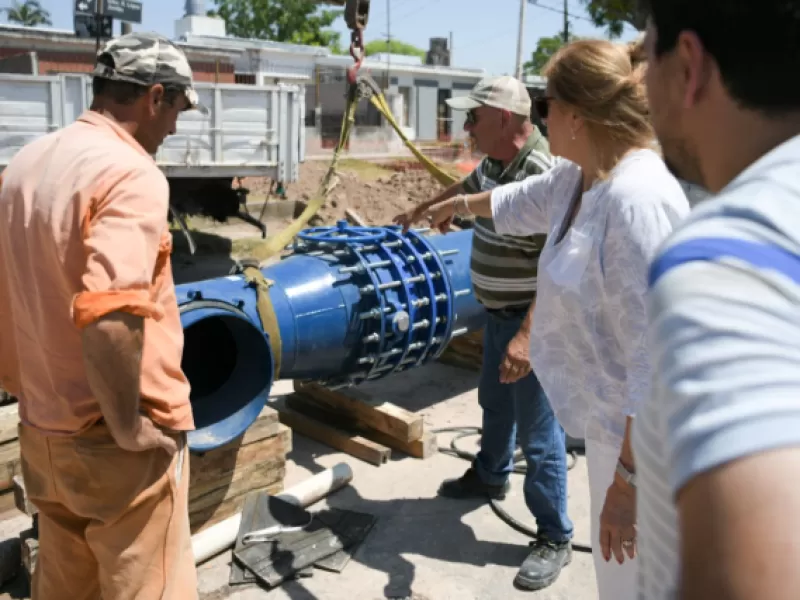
left=31, top=0, right=639, bottom=76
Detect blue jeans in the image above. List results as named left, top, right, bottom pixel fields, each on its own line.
left=474, top=310, right=573, bottom=543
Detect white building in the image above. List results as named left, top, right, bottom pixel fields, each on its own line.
left=173, top=5, right=489, bottom=149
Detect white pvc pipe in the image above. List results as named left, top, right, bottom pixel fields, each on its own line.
left=192, top=462, right=354, bottom=564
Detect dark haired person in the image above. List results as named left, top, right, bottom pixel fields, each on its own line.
left=637, top=2, right=800, bottom=598
left=0, top=32, right=201, bottom=599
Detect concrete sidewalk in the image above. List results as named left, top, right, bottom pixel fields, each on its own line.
left=198, top=365, right=598, bottom=600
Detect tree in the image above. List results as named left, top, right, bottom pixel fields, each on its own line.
left=523, top=34, right=576, bottom=76
left=580, top=0, right=647, bottom=38
left=208, top=0, right=341, bottom=48
left=2, top=0, right=52, bottom=27
left=364, top=40, right=425, bottom=59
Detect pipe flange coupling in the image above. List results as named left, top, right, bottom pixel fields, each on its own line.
left=392, top=310, right=410, bottom=334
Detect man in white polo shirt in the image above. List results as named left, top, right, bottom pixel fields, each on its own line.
left=636, top=1, right=800, bottom=599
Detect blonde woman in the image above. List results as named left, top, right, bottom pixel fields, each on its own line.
left=424, top=39, right=690, bottom=600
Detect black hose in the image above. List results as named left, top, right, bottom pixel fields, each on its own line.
left=431, top=426, right=593, bottom=554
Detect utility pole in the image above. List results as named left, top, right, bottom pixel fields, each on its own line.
left=449, top=30, right=453, bottom=66
left=94, top=0, right=104, bottom=55
left=386, top=0, right=391, bottom=90
left=514, top=0, right=527, bottom=80
left=562, top=0, right=570, bottom=43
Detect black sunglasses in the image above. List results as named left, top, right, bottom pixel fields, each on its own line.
left=533, top=96, right=555, bottom=120
left=466, top=109, right=478, bottom=126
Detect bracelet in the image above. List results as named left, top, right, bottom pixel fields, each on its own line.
left=616, top=459, right=636, bottom=489
left=452, top=195, right=473, bottom=217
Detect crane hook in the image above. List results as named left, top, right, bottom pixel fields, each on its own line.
left=345, top=0, right=369, bottom=85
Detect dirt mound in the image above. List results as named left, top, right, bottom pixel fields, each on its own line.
left=242, top=158, right=461, bottom=228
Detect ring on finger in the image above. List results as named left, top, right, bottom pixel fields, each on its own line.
left=621, top=539, right=635, bottom=548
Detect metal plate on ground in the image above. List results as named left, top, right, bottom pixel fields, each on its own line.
left=230, top=492, right=376, bottom=587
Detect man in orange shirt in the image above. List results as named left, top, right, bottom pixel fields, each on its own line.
left=0, top=32, right=200, bottom=599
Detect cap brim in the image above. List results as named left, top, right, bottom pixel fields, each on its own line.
left=184, top=88, right=209, bottom=115
left=446, top=96, right=483, bottom=111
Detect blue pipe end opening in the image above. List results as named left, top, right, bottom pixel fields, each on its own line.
left=179, top=301, right=274, bottom=453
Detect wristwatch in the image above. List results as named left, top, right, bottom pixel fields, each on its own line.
left=616, top=459, right=636, bottom=488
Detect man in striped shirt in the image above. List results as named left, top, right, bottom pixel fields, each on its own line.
left=636, top=2, right=800, bottom=599
left=394, top=76, right=573, bottom=590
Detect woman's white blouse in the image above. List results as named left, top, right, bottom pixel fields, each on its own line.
left=491, top=149, right=691, bottom=449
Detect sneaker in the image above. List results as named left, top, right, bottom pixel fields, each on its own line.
left=514, top=537, right=572, bottom=591
left=437, top=467, right=510, bottom=500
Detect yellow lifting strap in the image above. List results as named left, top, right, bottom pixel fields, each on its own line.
left=364, top=83, right=459, bottom=188
left=245, top=74, right=459, bottom=265
left=241, top=264, right=283, bottom=379
left=248, top=84, right=360, bottom=264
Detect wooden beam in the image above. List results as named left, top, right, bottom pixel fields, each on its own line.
left=294, top=381, right=422, bottom=443
left=287, top=393, right=437, bottom=459
left=190, top=480, right=284, bottom=534
left=367, top=429, right=438, bottom=459
left=189, top=427, right=291, bottom=500
left=0, top=405, right=18, bottom=445
left=12, top=475, right=36, bottom=517
left=275, top=398, right=391, bottom=466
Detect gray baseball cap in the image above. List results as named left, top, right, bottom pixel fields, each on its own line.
left=447, top=75, right=531, bottom=117
left=93, top=32, right=206, bottom=113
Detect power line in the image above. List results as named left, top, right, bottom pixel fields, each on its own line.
left=527, top=0, right=595, bottom=24
left=458, top=23, right=524, bottom=51
left=391, top=0, right=444, bottom=25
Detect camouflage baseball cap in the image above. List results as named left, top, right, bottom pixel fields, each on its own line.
left=93, top=32, right=206, bottom=113
left=447, top=75, right=531, bottom=117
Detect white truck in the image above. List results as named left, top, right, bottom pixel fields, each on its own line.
left=0, top=72, right=306, bottom=246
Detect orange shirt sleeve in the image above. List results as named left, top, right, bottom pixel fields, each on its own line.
left=72, top=166, right=170, bottom=329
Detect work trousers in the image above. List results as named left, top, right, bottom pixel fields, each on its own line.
left=19, top=421, right=199, bottom=600
left=587, top=438, right=637, bottom=600
left=473, top=310, right=574, bottom=543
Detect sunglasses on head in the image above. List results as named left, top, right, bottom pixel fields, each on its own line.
left=533, top=96, right=555, bottom=120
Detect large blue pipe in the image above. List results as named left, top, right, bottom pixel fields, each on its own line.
left=176, top=223, right=485, bottom=452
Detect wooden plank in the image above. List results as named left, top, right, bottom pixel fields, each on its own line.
left=294, top=381, right=422, bottom=443
left=287, top=394, right=437, bottom=459
left=0, top=445, right=21, bottom=493
left=275, top=398, right=391, bottom=466
left=0, top=489, right=17, bottom=515
left=189, top=424, right=290, bottom=488
left=12, top=475, right=37, bottom=517
left=20, top=531, right=37, bottom=584
left=190, top=451, right=287, bottom=501
left=0, top=405, right=18, bottom=445
left=189, top=462, right=285, bottom=514
left=190, top=480, right=284, bottom=534
left=236, top=407, right=280, bottom=446
left=366, top=429, right=438, bottom=459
